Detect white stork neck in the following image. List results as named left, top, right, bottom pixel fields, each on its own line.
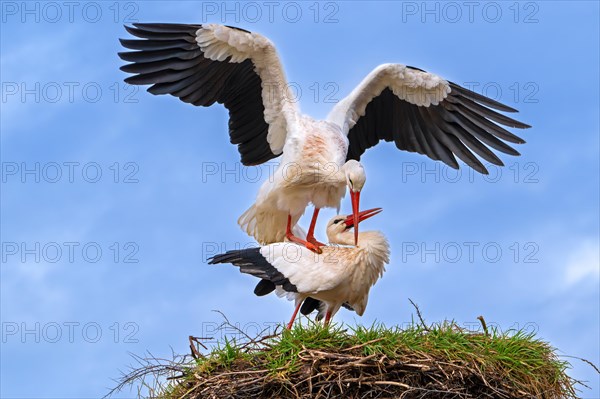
left=328, top=230, right=390, bottom=257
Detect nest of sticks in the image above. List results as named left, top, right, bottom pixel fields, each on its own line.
left=110, top=312, right=590, bottom=399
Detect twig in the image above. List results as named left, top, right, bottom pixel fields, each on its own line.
left=561, top=355, right=600, bottom=374
left=342, top=337, right=386, bottom=352
left=188, top=336, right=205, bottom=359
left=408, top=298, right=430, bottom=331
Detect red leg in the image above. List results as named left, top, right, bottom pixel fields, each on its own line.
left=286, top=301, right=302, bottom=330
left=286, top=214, right=323, bottom=254
left=306, top=208, right=326, bottom=248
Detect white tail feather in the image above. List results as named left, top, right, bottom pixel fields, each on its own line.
left=238, top=203, right=305, bottom=244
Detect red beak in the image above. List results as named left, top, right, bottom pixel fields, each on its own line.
left=344, top=207, right=382, bottom=245
left=350, top=190, right=360, bottom=245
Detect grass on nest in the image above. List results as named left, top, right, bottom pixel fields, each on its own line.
left=140, top=319, right=581, bottom=399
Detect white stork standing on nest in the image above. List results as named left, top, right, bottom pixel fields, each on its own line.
left=119, top=23, right=531, bottom=252
left=209, top=207, right=389, bottom=328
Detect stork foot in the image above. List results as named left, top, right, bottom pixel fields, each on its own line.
left=307, top=235, right=326, bottom=248
left=286, top=214, right=323, bottom=254
left=286, top=233, right=323, bottom=254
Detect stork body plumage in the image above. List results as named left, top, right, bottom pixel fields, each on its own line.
left=238, top=116, right=353, bottom=245
left=209, top=209, right=389, bottom=327
left=119, top=23, right=530, bottom=249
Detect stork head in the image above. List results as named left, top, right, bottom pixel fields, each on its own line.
left=326, top=208, right=382, bottom=246
left=343, top=160, right=366, bottom=191
left=342, top=160, right=366, bottom=245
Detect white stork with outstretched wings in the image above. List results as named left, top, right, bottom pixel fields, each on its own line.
left=119, top=23, right=530, bottom=252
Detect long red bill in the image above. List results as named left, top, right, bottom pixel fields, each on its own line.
left=350, top=190, right=360, bottom=245
left=345, top=207, right=383, bottom=245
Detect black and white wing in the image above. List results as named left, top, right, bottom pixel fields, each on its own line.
left=119, top=23, right=296, bottom=166
left=209, top=244, right=343, bottom=294
left=327, top=64, right=531, bottom=174
left=208, top=247, right=299, bottom=293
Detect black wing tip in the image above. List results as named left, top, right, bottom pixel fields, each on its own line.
left=124, top=24, right=139, bottom=34
left=499, top=106, right=519, bottom=113
left=131, top=22, right=192, bottom=28
left=119, top=64, right=133, bottom=73
left=504, top=121, right=532, bottom=130
left=126, top=23, right=250, bottom=38
left=118, top=38, right=144, bottom=51
left=476, top=165, right=490, bottom=175
left=130, top=22, right=203, bottom=31
left=209, top=248, right=298, bottom=293
left=207, top=248, right=261, bottom=265
left=501, top=105, right=519, bottom=113
left=123, top=23, right=201, bottom=39
left=300, top=297, right=321, bottom=316
left=442, top=158, right=460, bottom=171
left=254, top=279, right=276, bottom=296
left=449, top=81, right=520, bottom=113
left=122, top=75, right=142, bottom=85
left=457, top=157, right=488, bottom=175
left=207, top=255, right=218, bottom=265
left=503, top=132, right=527, bottom=144
left=207, top=252, right=229, bottom=264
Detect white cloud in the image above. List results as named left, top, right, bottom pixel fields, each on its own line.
left=565, top=238, right=600, bottom=286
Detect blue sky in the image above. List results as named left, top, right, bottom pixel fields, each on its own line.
left=1, top=1, right=598, bottom=397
